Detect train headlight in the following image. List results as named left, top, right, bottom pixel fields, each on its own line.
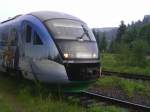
left=64, top=53, right=69, bottom=58
left=92, top=53, right=97, bottom=58
left=76, top=53, right=91, bottom=58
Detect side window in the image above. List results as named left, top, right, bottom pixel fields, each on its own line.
left=26, top=25, right=32, bottom=43
left=33, top=32, right=43, bottom=45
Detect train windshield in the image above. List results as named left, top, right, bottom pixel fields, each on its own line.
left=45, top=19, right=96, bottom=41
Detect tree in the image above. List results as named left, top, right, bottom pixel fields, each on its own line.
left=139, top=24, right=150, bottom=45
left=115, top=39, right=149, bottom=67
left=92, top=28, right=98, bottom=39
left=108, top=39, right=115, bottom=53
left=130, top=39, right=149, bottom=67
left=115, top=21, right=127, bottom=43
left=143, top=15, right=150, bottom=24
left=113, top=18, right=150, bottom=67
left=92, top=29, right=101, bottom=50
left=100, top=32, right=107, bottom=52
left=122, top=26, right=139, bottom=45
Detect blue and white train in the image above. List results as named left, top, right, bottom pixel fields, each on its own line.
left=0, top=11, right=100, bottom=91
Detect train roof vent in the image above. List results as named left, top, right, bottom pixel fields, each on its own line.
left=1, top=14, right=22, bottom=24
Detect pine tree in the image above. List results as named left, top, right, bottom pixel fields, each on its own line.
left=100, top=32, right=107, bottom=52
left=115, top=20, right=126, bottom=43
left=109, top=39, right=115, bottom=53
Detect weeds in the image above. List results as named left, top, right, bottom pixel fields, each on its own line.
left=0, top=73, right=128, bottom=112
left=89, top=105, right=128, bottom=112
left=102, top=53, right=150, bottom=76
left=97, top=76, right=150, bottom=97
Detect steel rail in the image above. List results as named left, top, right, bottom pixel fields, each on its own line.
left=102, top=70, right=150, bottom=81
left=81, top=91, right=150, bottom=111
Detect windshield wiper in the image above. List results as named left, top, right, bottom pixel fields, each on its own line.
left=77, top=25, right=90, bottom=41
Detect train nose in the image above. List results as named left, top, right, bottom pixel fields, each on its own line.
left=93, top=69, right=100, bottom=76
left=87, top=69, right=93, bottom=74
left=64, top=63, right=100, bottom=81
left=86, top=69, right=100, bottom=79
left=30, top=59, right=70, bottom=84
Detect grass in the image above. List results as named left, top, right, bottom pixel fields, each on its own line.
left=17, top=86, right=86, bottom=112
left=0, top=96, right=13, bottom=112
left=0, top=73, right=127, bottom=112
left=102, top=53, right=150, bottom=76
left=89, top=105, right=128, bottom=112
left=0, top=74, right=86, bottom=112
left=19, top=89, right=126, bottom=112
left=96, top=76, right=150, bottom=97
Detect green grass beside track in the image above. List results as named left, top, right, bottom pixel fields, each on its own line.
left=96, top=76, right=150, bottom=97
left=102, top=53, right=150, bottom=76
left=0, top=73, right=127, bottom=112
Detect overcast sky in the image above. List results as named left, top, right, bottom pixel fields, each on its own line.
left=0, top=0, right=149, bottom=28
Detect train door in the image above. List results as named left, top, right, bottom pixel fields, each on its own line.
left=20, top=22, right=34, bottom=75
left=21, top=21, right=45, bottom=78
left=23, top=24, right=33, bottom=57
left=31, top=30, right=44, bottom=59
left=22, top=23, right=44, bottom=58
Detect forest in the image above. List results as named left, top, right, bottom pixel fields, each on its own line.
left=93, top=15, right=150, bottom=68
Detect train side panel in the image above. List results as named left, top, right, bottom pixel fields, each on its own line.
left=17, top=15, right=69, bottom=83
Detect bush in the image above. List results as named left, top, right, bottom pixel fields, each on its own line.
left=130, top=39, right=148, bottom=67
left=114, top=43, right=131, bottom=65
left=115, top=39, right=149, bottom=67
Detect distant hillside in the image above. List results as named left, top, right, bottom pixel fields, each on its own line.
left=92, top=27, right=118, bottom=43
left=92, top=14, right=150, bottom=44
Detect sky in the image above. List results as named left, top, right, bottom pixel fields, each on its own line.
left=0, top=0, right=149, bottom=28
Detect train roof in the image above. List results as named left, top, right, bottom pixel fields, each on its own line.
left=28, top=11, right=85, bottom=23
left=1, top=15, right=22, bottom=24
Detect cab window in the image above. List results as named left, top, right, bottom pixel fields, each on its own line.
left=33, top=32, right=43, bottom=45
left=26, top=25, right=32, bottom=43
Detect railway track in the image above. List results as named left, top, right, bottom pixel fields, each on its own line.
left=78, top=91, right=150, bottom=111
left=102, top=70, right=150, bottom=81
